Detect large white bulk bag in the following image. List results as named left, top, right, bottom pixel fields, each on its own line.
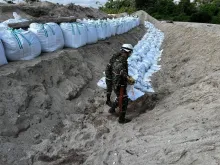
left=86, top=23, right=98, bottom=44
left=124, top=20, right=130, bottom=32
left=0, top=23, right=8, bottom=31
left=105, top=22, right=112, bottom=38
left=29, top=23, right=64, bottom=52
left=96, top=22, right=107, bottom=40
left=0, top=23, right=8, bottom=36
left=60, top=23, right=88, bottom=48
left=1, top=29, right=41, bottom=61
left=110, top=22, right=117, bottom=36
left=0, top=39, right=8, bottom=66
left=116, top=22, right=125, bottom=35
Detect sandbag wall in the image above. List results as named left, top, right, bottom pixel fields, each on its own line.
left=0, top=16, right=140, bottom=66
left=128, top=22, right=164, bottom=93
left=97, top=21, right=164, bottom=100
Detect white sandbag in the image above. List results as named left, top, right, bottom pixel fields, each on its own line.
left=97, top=77, right=107, bottom=89
left=3, top=19, right=29, bottom=25
left=127, top=85, right=145, bottom=101
left=0, top=39, right=8, bottom=66
left=29, top=22, right=64, bottom=52
left=110, top=23, right=117, bottom=36
left=0, top=23, right=8, bottom=36
left=127, top=21, right=164, bottom=93
left=0, top=23, right=8, bottom=30
left=1, top=29, right=41, bottom=61
left=60, top=23, right=88, bottom=48
left=13, top=12, right=22, bottom=20
left=86, top=23, right=98, bottom=44
left=2, top=12, right=28, bottom=25
left=116, top=22, right=124, bottom=35
left=106, top=22, right=112, bottom=38
left=97, top=77, right=144, bottom=101
left=96, top=22, right=107, bottom=40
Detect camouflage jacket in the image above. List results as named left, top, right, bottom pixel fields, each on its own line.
left=105, top=52, right=121, bottom=81
left=112, top=55, right=128, bottom=88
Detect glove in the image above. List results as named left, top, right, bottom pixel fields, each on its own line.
left=127, top=76, right=135, bottom=85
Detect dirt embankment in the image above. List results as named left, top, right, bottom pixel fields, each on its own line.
left=0, top=1, right=108, bottom=22
left=143, top=22, right=220, bottom=164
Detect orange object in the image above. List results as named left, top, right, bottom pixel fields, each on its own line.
left=119, top=86, right=124, bottom=112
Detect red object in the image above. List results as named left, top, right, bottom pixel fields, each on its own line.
left=119, top=86, right=124, bottom=112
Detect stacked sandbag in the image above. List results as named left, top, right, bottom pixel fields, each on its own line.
left=77, top=16, right=140, bottom=43
left=105, top=21, right=112, bottom=38
left=97, top=20, right=163, bottom=100
left=86, top=23, right=98, bottom=44
left=1, top=28, right=41, bottom=61
left=3, top=12, right=28, bottom=25
left=29, top=23, right=64, bottom=52
left=128, top=22, right=164, bottom=93
left=0, top=23, right=8, bottom=36
left=110, top=21, right=117, bottom=36
left=79, top=19, right=98, bottom=44
left=60, top=23, right=88, bottom=48
left=116, top=20, right=125, bottom=35
left=96, top=20, right=108, bottom=40
left=0, top=39, right=8, bottom=66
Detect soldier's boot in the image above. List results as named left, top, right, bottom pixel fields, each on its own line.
left=106, top=93, right=112, bottom=107
left=108, top=99, right=118, bottom=114
left=118, top=112, right=131, bottom=124
left=108, top=107, right=116, bottom=114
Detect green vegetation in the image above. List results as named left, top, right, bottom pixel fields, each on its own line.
left=100, top=0, right=220, bottom=24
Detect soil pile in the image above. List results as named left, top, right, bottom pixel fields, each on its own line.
left=0, top=1, right=108, bottom=22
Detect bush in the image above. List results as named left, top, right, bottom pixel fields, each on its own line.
left=173, top=14, right=190, bottom=22
left=190, top=11, right=212, bottom=23
left=101, top=0, right=220, bottom=24
left=211, top=14, right=220, bottom=24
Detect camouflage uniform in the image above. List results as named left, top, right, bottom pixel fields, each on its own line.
left=111, top=55, right=129, bottom=119
left=105, top=52, right=121, bottom=99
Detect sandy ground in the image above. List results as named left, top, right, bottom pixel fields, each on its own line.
left=79, top=22, right=220, bottom=165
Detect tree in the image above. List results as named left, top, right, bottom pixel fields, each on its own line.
left=178, top=0, right=197, bottom=15
left=135, top=0, right=155, bottom=10
left=100, top=0, right=136, bottom=14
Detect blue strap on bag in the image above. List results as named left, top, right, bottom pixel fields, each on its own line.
left=9, top=28, right=31, bottom=49
left=45, top=24, right=55, bottom=35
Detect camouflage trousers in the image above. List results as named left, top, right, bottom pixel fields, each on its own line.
left=106, top=78, right=113, bottom=95
left=112, top=85, right=128, bottom=113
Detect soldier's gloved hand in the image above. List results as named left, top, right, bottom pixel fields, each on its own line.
left=127, top=76, right=135, bottom=85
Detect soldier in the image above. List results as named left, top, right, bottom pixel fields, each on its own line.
left=107, top=44, right=135, bottom=124
left=105, top=52, right=121, bottom=107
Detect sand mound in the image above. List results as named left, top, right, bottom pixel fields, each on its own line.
left=0, top=2, right=108, bottom=22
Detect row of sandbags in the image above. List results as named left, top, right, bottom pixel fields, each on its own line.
left=0, top=16, right=140, bottom=66
left=128, top=22, right=164, bottom=93
left=97, top=21, right=164, bottom=100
